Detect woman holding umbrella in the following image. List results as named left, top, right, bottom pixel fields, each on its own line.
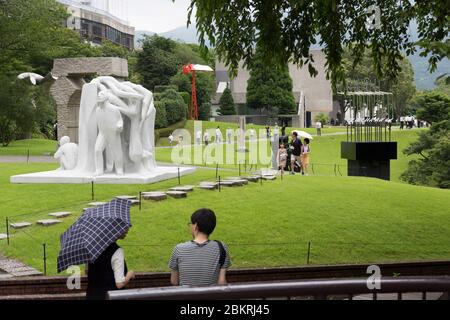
left=57, top=198, right=136, bottom=300
left=85, top=229, right=135, bottom=300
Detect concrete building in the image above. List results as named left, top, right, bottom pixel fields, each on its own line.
left=58, top=0, right=134, bottom=50
left=214, top=50, right=333, bottom=127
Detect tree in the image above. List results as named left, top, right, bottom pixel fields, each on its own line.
left=218, top=88, right=236, bottom=115
left=137, top=34, right=215, bottom=91
left=246, top=47, right=296, bottom=115
left=400, top=119, right=450, bottom=189
left=339, top=47, right=416, bottom=118
left=0, top=76, right=34, bottom=146
left=137, top=35, right=179, bottom=90
left=199, top=102, right=211, bottom=121
left=170, top=71, right=215, bottom=110
left=413, top=91, right=450, bottom=124
left=183, top=0, right=449, bottom=89
left=154, top=88, right=188, bottom=125
left=314, top=113, right=329, bottom=126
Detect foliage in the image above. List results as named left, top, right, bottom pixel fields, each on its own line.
left=401, top=91, right=450, bottom=188
left=218, top=88, right=236, bottom=115
left=246, top=47, right=296, bottom=115
left=185, top=0, right=449, bottom=90
left=155, top=88, right=188, bottom=125
left=154, top=101, right=168, bottom=129
left=413, top=91, right=450, bottom=124
left=136, top=34, right=215, bottom=91
left=198, top=102, right=211, bottom=120
left=170, top=70, right=215, bottom=110
left=339, top=47, right=416, bottom=118
left=401, top=120, right=450, bottom=188
left=0, top=76, right=36, bottom=146
left=314, top=113, right=329, bottom=126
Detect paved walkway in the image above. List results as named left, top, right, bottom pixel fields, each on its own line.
left=0, top=253, right=42, bottom=278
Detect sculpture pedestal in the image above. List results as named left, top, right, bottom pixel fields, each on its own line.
left=10, top=166, right=195, bottom=184
left=341, top=142, right=397, bottom=181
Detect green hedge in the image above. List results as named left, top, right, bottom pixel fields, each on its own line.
left=154, top=85, right=178, bottom=93
left=154, top=101, right=168, bottom=129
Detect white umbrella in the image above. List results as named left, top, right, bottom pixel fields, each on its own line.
left=292, top=130, right=314, bottom=140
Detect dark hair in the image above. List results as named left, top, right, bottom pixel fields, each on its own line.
left=191, top=208, right=216, bottom=235
left=292, top=132, right=298, bottom=137
left=304, top=138, right=310, bottom=144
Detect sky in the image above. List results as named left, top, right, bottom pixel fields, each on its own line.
left=87, top=0, right=193, bottom=32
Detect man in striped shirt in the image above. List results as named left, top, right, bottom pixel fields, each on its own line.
left=169, top=208, right=231, bottom=286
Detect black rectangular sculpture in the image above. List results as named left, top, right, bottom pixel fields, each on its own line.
left=341, top=141, right=397, bottom=180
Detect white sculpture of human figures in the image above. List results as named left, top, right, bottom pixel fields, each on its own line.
left=58, top=76, right=157, bottom=176
left=54, top=136, right=78, bottom=170
left=11, top=75, right=196, bottom=184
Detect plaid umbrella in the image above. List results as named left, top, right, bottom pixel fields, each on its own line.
left=57, top=198, right=132, bottom=273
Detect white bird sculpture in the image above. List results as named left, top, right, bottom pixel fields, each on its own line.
left=17, top=72, right=58, bottom=85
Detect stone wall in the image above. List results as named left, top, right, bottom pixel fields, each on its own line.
left=50, top=57, right=128, bottom=143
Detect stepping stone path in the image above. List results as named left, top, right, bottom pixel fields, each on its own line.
left=141, top=192, right=167, bottom=201
left=198, top=182, right=218, bottom=190
left=48, top=212, right=72, bottom=218
left=37, top=219, right=61, bottom=226
left=170, top=185, right=195, bottom=192
left=0, top=254, right=42, bottom=277
left=218, top=180, right=242, bottom=187
left=129, top=199, right=140, bottom=206
left=261, top=175, right=276, bottom=180
left=88, top=202, right=107, bottom=206
left=0, top=234, right=7, bottom=240
left=10, top=222, right=32, bottom=229
left=166, top=191, right=188, bottom=199
left=115, top=195, right=138, bottom=200
left=224, top=178, right=249, bottom=185
left=241, top=176, right=260, bottom=182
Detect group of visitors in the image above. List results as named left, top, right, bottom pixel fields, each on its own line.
left=277, top=131, right=311, bottom=176
left=86, top=208, right=230, bottom=300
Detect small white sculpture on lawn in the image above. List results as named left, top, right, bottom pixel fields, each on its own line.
left=54, top=136, right=78, bottom=170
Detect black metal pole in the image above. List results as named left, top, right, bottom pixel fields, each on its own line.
left=43, top=243, right=47, bottom=276
left=139, top=191, right=142, bottom=211
left=6, top=217, right=10, bottom=245
left=238, top=163, right=241, bottom=176
left=218, top=176, right=221, bottom=192
left=215, top=163, right=219, bottom=179
left=91, top=181, right=94, bottom=201
left=27, top=149, right=30, bottom=164
left=307, top=241, right=311, bottom=265
left=177, top=167, right=181, bottom=185
left=260, top=172, right=263, bottom=186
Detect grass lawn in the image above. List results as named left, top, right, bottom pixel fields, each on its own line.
left=0, top=139, right=57, bottom=156
left=0, top=127, right=444, bottom=276
left=0, top=160, right=449, bottom=276
left=155, top=128, right=424, bottom=182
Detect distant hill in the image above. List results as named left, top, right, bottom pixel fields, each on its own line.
left=134, top=23, right=449, bottom=90
left=135, top=24, right=200, bottom=48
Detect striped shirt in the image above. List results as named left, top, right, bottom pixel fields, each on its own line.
left=169, top=240, right=231, bottom=286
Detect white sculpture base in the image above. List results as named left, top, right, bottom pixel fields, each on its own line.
left=10, top=166, right=195, bottom=184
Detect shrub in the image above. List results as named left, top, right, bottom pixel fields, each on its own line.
left=199, top=102, right=211, bottom=120
left=154, top=85, right=178, bottom=93
left=154, top=101, right=168, bottom=129
left=314, top=113, right=329, bottom=126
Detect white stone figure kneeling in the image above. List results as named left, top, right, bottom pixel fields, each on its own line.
left=94, top=90, right=125, bottom=176
left=54, top=136, right=78, bottom=170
